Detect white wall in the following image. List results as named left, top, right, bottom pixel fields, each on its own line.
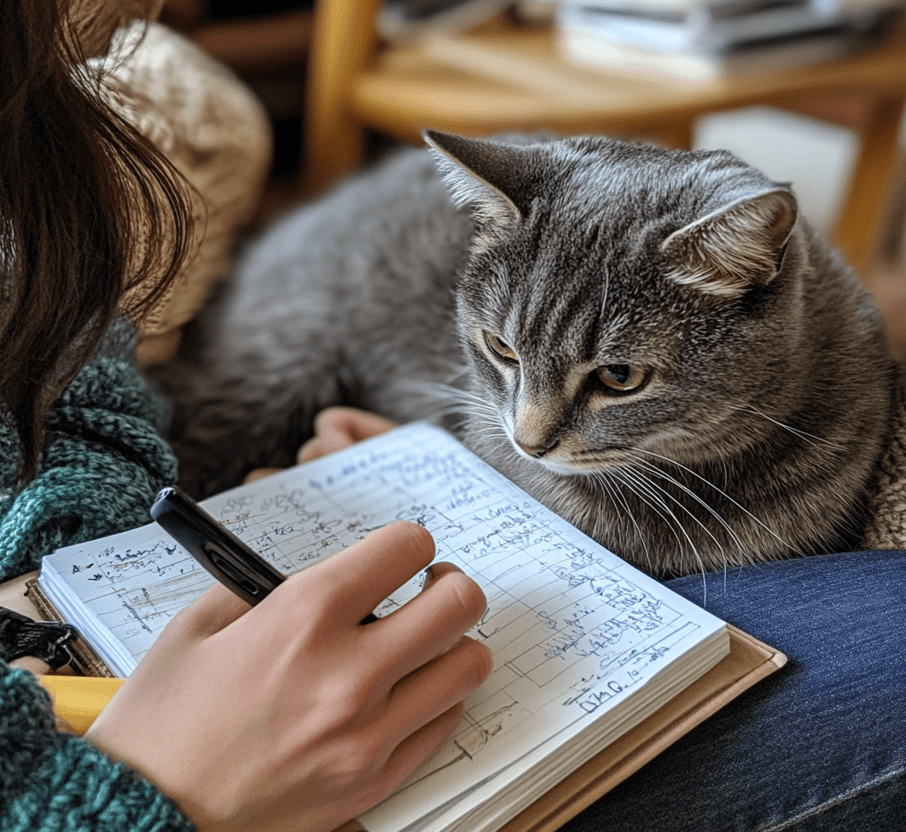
left=694, top=106, right=861, bottom=235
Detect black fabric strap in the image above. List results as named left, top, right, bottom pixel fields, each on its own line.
left=0, top=605, right=78, bottom=669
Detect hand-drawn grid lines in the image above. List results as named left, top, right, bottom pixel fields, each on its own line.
left=49, top=425, right=703, bottom=763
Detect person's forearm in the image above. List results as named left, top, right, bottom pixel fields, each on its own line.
left=0, top=662, right=195, bottom=832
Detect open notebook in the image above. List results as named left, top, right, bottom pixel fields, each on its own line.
left=35, top=422, right=784, bottom=832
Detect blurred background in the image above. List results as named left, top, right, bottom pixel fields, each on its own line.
left=158, top=0, right=906, bottom=357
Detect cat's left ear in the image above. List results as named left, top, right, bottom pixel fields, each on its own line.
left=661, top=188, right=798, bottom=299
left=424, top=130, right=532, bottom=232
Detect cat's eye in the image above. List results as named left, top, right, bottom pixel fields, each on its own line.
left=484, top=332, right=519, bottom=364
left=596, top=364, right=647, bottom=392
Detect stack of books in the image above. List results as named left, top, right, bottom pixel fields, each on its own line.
left=555, top=0, right=904, bottom=82
left=377, top=0, right=518, bottom=41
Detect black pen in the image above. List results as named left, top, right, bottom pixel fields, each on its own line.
left=150, top=486, right=378, bottom=622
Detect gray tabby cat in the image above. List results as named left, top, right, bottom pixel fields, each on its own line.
left=158, top=131, right=898, bottom=578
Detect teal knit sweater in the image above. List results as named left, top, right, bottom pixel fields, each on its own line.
left=0, top=319, right=195, bottom=830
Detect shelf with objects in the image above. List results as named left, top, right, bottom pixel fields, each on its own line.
left=303, top=0, right=906, bottom=283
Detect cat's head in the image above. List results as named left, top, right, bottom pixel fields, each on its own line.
left=425, top=130, right=805, bottom=478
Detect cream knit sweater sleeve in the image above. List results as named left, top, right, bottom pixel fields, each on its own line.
left=84, top=14, right=273, bottom=364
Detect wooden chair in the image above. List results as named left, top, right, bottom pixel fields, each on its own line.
left=303, top=1, right=906, bottom=283
left=161, top=1, right=313, bottom=73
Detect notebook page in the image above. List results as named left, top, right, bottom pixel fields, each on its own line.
left=42, top=422, right=726, bottom=825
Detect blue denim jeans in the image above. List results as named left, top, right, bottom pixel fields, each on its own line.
left=559, top=550, right=906, bottom=831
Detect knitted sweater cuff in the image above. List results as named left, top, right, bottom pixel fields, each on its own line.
left=0, top=322, right=178, bottom=581
left=0, top=662, right=195, bottom=832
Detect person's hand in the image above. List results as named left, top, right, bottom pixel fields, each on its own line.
left=244, top=408, right=396, bottom=484
left=297, top=407, right=397, bottom=462
left=86, top=522, right=491, bottom=832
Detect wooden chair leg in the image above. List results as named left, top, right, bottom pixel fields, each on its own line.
left=301, top=0, right=386, bottom=196
left=831, top=93, right=906, bottom=285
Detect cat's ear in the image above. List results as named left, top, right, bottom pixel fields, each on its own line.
left=424, top=130, right=529, bottom=231
left=661, top=189, right=798, bottom=298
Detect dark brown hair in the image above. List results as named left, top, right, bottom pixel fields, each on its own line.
left=0, top=0, right=193, bottom=483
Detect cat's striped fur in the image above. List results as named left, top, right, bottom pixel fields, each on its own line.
left=157, top=133, right=897, bottom=577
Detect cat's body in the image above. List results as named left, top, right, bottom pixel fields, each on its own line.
left=159, top=133, right=898, bottom=577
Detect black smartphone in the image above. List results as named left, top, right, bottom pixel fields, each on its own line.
left=150, top=486, right=285, bottom=605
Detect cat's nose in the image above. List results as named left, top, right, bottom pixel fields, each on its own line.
left=516, top=439, right=559, bottom=458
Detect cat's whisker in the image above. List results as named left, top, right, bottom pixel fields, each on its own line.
left=391, top=382, right=505, bottom=431
left=599, top=262, right=610, bottom=322
left=622, top=465, right=722, bottom=551
left=415, top=383, right=489, bottom=407
left=461, top=399, right=500, bottom=416
left=625, top=465, right=727, bottom=592
left=637, top=456, right=791, bottom=556
left=465, top=410, right=506, bottom=428
left=397, top=380, right=503, bottom=418
left=598, top=471, right=682, bottom=577
left=587, top=470, right=654, bottom=573
left=627, top=448, right=798, bottom=555
left=469, top=429, right=511, bottom=446
left=634, top=473, right=712, bottom=590
left=454, top=398, right=501, bottom=417
left=611, top=466, right=708, bottom=582
left=727, top=402, right=846, bottom=451
left=463, top=412, right=509, bottom=433
left=462, top=398, right=504, bottom=416
left=467, top=426, right=516, bottom=454
left=167, top=130, right=895, bottom=577
left=627, top=457, right=749, bottom=558
left=719, top=455, right=731, bottom=492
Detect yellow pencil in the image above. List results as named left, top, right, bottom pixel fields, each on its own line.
left=39, top=675, right=125, bottom=735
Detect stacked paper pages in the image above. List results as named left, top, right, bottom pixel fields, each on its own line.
left=556, top=0, right=904, bottom=81
left=39, top=423, right=730, bottom=832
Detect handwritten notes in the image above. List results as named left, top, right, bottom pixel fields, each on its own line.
left=40, top=423, right=727, bottom=832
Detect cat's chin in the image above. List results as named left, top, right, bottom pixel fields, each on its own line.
left=512, top=445, right=634, bottom=477
left=528, top=458, right=579, bottom=476
left=517, top=452, right=601, bottom=478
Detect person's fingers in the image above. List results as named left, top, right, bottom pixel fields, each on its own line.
left=244, top=467, right=282, bottom=483
left=420, top=560, right=462, bottom=589
left=10, top=656, right=50, bottom=675
left=247, top=522, right=434, bottom=648
left=383, top=636, right=492, bottom=744
left=374, top=702, right=467, bottom=801
left=296, top=435, right=327, bottom=463
left=375, top=564, right=488, bottom=682
left=298, top=408, right=397, bottom=463
left=300, top=521, right=434, bottom=623
left=318, top=406, right=398, bottom=443
left=167, top=579, right=252, bottom=641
